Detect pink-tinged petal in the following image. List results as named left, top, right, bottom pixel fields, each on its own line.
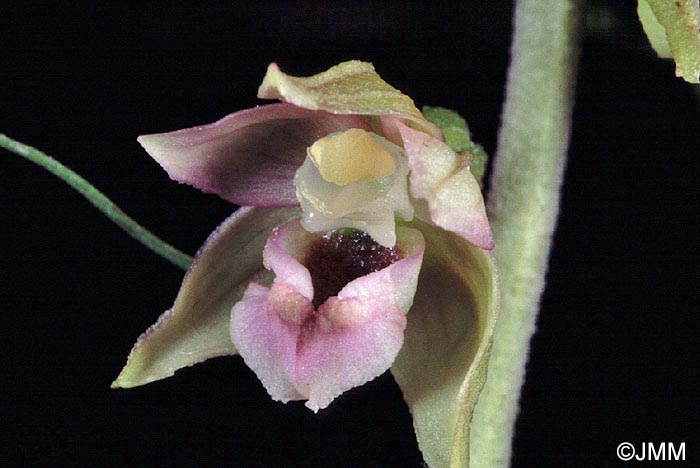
left=389, top=117, right=494, bottom=250
left=295, top=294, right=406, bottom=412
left=112, top=206, right=300, bottom=388
left=228, top=282, right=309, bottom=402
left=336, top=226, right=424, bottom=315
left=138, top=103, right=369, bottom=207
left=257, top=61, right=444, bottom=140
left=390, top=221, right=499, bottom=468
left=231, top=220, right=425, bottom=411
left=262, top=220, right=316, bottom=300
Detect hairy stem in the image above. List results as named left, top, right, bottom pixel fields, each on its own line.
left=470, top=1, right=584, bottom=467
left=0, top=134, right=193, bottom=270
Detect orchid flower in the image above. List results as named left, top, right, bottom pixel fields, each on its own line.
left=112, top=61, right=499, bottom=468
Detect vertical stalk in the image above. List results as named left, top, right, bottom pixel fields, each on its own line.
left=470, top=1, right=584, bottom=467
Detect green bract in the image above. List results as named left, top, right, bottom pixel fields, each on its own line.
left=638, top=0, right=700, bottom=83
left=422, top=106, right=488, bottom=186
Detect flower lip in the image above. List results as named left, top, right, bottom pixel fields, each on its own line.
left=260, top=219, right=425, bottom=320
left=231, top=218, right=425, bottom=411
left=302, top=229, right=403, bottom=308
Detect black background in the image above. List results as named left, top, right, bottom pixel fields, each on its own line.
left=1, top=2, right=697, bottom=467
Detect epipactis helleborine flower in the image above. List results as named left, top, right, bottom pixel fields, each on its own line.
left=113, top=61, right=499, bottom=468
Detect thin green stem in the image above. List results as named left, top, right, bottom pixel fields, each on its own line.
left=470, top=1, right=584, bottom=467
left=0, top=134, right=193, bottom=271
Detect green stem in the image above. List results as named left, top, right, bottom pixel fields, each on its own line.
left=0, top=134, right=193, bottom=271
left=470, top=1, right=584, bottom=467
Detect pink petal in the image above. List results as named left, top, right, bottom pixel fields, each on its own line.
left=138, top=103, right=369, bottom=207
left=387, top=118, right=494, bottom=250
left=228, top=282, right=309, bottom=402
left=262, top=219, right=317, bottom=300
left=230, top=220, right=425, bottom=411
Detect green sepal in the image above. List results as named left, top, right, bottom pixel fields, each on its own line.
left=112, top=206, right=299, bottom=388
left=257, top=61, right=443, bottom=139
left=391, top=220, right=499, bottom=468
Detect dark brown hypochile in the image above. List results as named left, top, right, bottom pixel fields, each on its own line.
left=303, top=230, right=402, bottom=308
